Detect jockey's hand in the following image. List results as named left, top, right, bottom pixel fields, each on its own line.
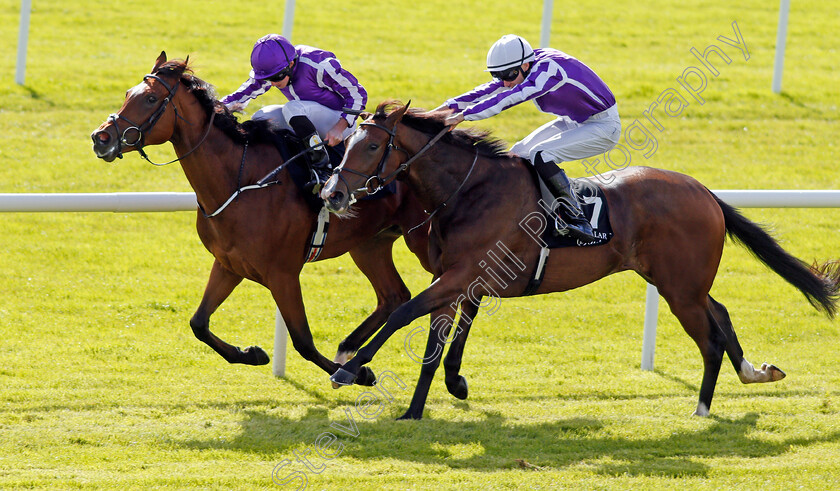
left=444, top=112, right=464, bottom=128
left=325, top=119, right=350, bottom=146
left=226, top=102, right=246, bottom=114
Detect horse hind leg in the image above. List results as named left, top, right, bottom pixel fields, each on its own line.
left=442, top=299, right=480, bottom=401
left=708, top=296, right=786, bottom=385
left=398, top=307, right=454, bottom=420
left=664, top=296, right=727, bottom=417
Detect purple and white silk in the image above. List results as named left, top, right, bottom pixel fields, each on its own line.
left=446, top=48, right=615, bottom=124
left=222, top=45, right=367, bottom=127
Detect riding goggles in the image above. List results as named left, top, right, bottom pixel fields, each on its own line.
left=266, top=66, right=293, bottom=82
left=491, top=67, right=520, bottom=82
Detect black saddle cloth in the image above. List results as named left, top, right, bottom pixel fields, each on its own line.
left=265, top=129, right=395, bottom=213
left=527, top=168, right=614, bottom=249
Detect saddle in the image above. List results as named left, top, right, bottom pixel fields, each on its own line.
left=528, top=168, right=614, bottom=249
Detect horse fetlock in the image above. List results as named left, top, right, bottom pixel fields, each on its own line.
left=693, top=402, right=710, bottom=417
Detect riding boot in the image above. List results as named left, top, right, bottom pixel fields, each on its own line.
left=532, top=152, right=596, bottom=241
left=289, top=116, right=333, bottom=194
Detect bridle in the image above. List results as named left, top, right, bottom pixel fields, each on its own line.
left=334, top=121, right=449, bottom=202
left=333, top=119, right=476, bottom=235
left=106, top=72, right=214, bottom=166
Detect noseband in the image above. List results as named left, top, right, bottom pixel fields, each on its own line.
left=107, top=72, right=214, bottom=166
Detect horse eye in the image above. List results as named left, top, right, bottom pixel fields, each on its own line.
left=368, top=143, right=379, bottom=151
left=146, top=95, right=158, bottom=104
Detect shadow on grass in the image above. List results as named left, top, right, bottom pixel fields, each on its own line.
left=174, top=398, right=840, bottom=478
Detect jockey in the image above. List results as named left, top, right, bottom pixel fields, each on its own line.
left=442, top=34, right=621, bottom=241
left=222, top=34, right=367, bottom=193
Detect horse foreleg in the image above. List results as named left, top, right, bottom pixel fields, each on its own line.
left=398, top=307, right=454, bottom=420
left=269, top=273, right=376, bottom=386
left=708, top=296, right=786, bottom=385
left=331, top=269, right=469, bottom=387
left=335, top=237, right=412, bottom=365
left=189, top=260, right=269, bottom=365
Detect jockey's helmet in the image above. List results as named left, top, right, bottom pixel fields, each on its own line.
left=485, top=34, right=535, bottom=73
left=250, top=34, right=297, bottom=80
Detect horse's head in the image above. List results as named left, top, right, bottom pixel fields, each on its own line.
left=91, top=51, right=188, bottom=162
left=321, top=101, right=412, bottom=214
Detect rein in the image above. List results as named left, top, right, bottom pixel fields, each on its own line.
left=199, top=144, right=314, bottom=218
left=109, top=71, right=320, bottom=218
left=406, top=149, right=479, bottom=235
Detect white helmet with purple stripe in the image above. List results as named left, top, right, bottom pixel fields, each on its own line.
left=249, top=34, right=297, bottom=80
left=485, top=34, right=535, bottom=72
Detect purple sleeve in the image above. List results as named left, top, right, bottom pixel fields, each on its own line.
left=461, top=71, right=552, bottom=121
left=221, top=77, right=272, bottom=109
left=445, top=80, right=505, bottom=111
left=320, top=58, right=367, bottom=126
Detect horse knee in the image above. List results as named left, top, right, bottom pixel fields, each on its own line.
left=189, top=316, right=210, bottom=340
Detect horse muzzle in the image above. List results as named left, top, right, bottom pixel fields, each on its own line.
left=321, top=174, right=350, bottom=214
left=90, top=127, right=122, bottom=162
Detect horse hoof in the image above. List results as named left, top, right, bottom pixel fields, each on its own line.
left=446, top=376, right=468, bottom=400
left=355, top=366, right=377, bottom=386
left=330, top=368, right=357, bottom=387
left=765, top=363, right=786, bottom=381
left=243, top=346, right=270, bottom=365
left=397, top=409, right=422, bottom=420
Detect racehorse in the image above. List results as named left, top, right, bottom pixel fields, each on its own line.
left=91, top=54, right=431, bottom=385
left=321, top=100, right=840, bottom=418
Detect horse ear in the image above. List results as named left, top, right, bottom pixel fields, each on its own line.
left=360, top=111, right=373, bottom=120
left=153, top=51, right=167, bottom=72
left=385, top=102, right=410, bottom=128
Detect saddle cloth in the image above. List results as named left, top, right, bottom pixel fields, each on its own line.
left=534, top=175, right=614, bottom=249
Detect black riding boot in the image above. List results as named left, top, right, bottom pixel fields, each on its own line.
left=533, top=152, right=596, bottom=241
left=289, top=116, right=332, bottom=193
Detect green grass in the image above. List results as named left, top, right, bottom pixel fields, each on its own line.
left=1, top=0, right=839, bottom=489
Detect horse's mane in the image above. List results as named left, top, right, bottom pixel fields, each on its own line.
left=154, top=59, right=281, bottom=146
left=372, top=100, right=510, bottom=158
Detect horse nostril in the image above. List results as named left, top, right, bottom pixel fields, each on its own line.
left=92, top=131, right=110, bottom=145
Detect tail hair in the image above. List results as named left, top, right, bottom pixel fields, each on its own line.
left=713, top=192, right=840, bottom=318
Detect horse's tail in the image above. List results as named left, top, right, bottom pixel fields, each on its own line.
left=713, top=192, right=840, bottom=318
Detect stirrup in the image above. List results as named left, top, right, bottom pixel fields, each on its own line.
left=304, top=166, right=332, bottom=194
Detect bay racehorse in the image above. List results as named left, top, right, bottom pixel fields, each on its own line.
left=91, top=55, right=431, bottom=385
left=321, top=101, right=840, bottom=418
